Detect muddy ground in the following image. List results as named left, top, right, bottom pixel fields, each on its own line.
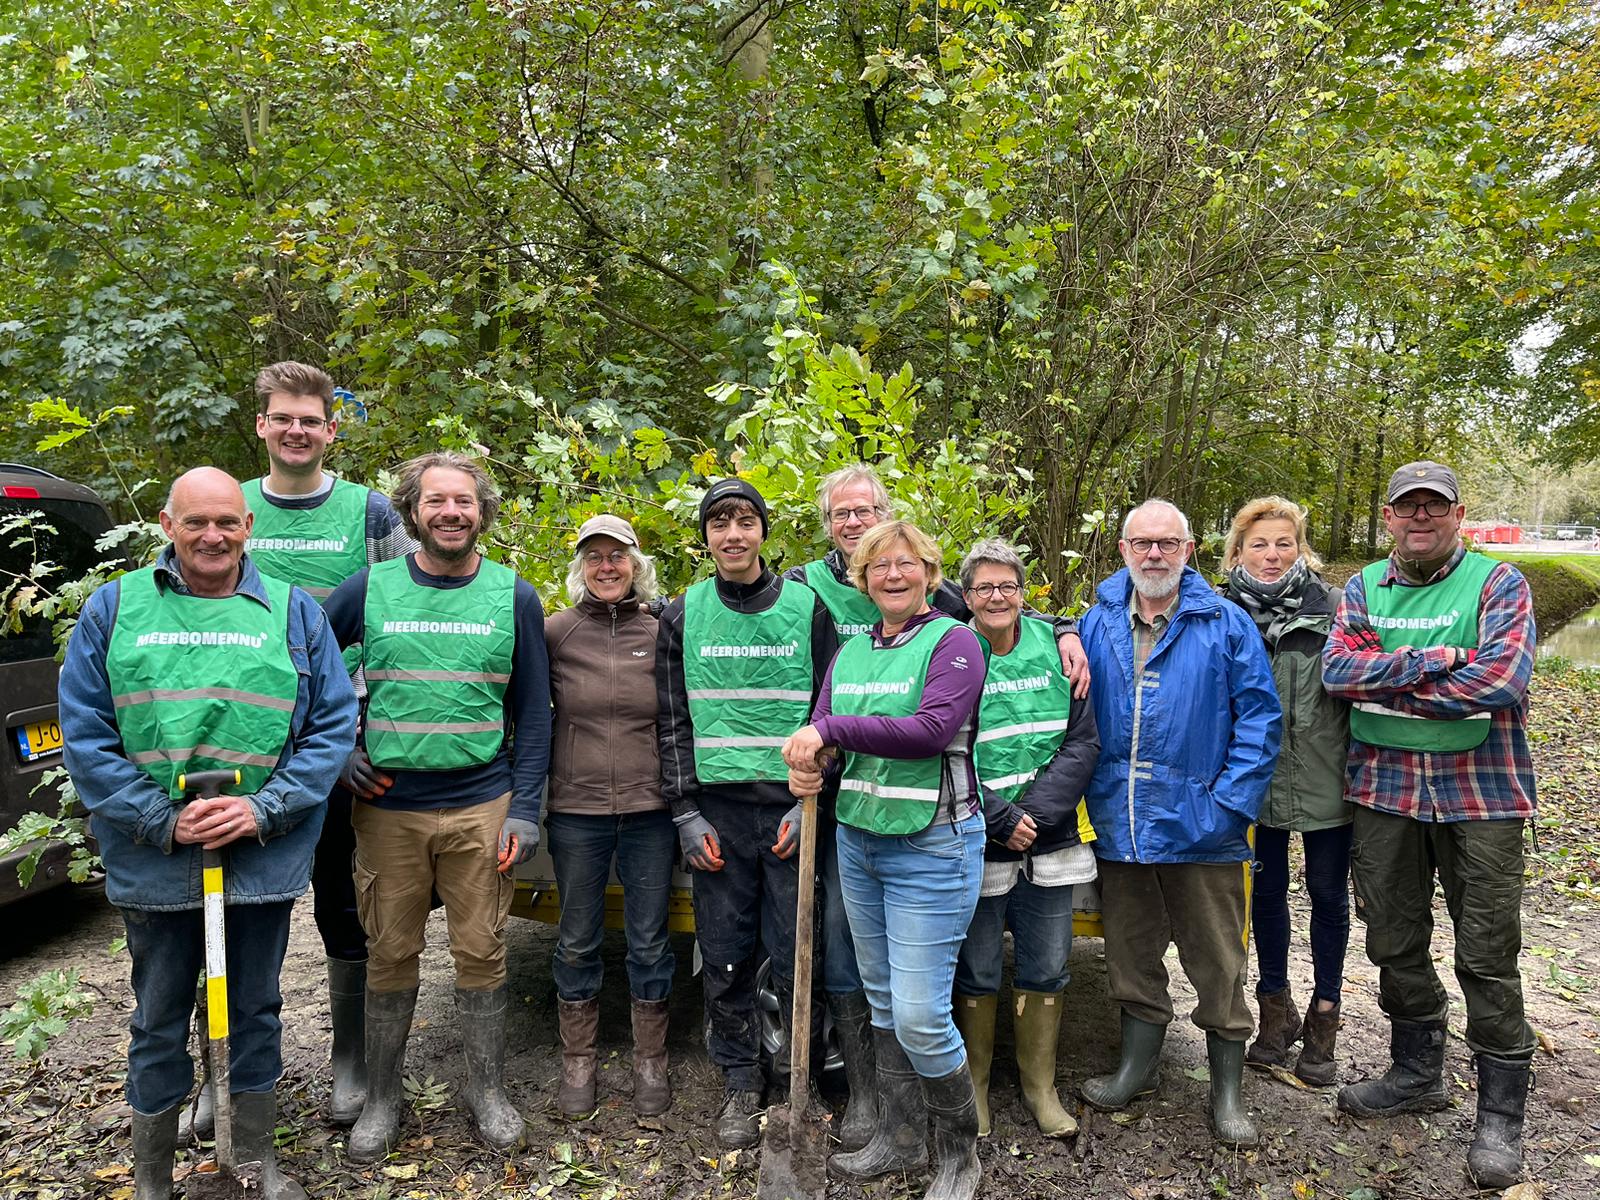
left=4, top=666, right=1599, bottom=1200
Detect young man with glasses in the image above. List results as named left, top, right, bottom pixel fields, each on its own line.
left=1323, top=461, right=1538, bottom=1191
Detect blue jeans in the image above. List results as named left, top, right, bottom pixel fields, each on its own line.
left=1253, top=823, right=1353, bottom=1005
left=955, top=877, right=1076, bottom=996
left=820, top=813, right=863, bottom=995
left=547, top=809, right=676, bottom=1002
left=837, top=811, right=984, bottom=1078
left=120, top=901, right=295, bottom=1115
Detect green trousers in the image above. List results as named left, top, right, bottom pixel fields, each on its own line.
left=1350, top=806, right=1535, bottom=1062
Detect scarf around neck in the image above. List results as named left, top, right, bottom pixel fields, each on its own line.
left=1227, top=556, right=1315, bottom=646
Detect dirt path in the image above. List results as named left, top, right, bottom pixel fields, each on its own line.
left=4, top=666, right=1599, bottom=1199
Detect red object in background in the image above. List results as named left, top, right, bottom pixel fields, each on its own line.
left=2, top=485, right=41, bottom=499
left=1463, top=522, right=1523, bottom=545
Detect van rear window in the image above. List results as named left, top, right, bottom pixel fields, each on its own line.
left=1, top=497, right=113, bottom=664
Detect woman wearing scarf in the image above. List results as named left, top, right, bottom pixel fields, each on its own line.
left=1221, top=498, right=1351, bottom=1086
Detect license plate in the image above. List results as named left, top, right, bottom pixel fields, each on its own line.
left=14, top=719, right=63, bottom=762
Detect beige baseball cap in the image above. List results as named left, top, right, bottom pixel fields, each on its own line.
left=576, top=513, right=640, bottom=548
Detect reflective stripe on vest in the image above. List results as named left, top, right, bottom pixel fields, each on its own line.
left=1347, top=552, right=1497, bottom=753
left=802, top=558, right=881, bottom=639
left=833, top=615, right=960, bottom=836
left=106, top=567, right=297, bottom=797
left=682, top=577, right=816, bottom=783
left=362, top=556, right=516, bottom=770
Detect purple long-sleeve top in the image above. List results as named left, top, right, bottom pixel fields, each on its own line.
left=812, top=610, right=988, bottom=819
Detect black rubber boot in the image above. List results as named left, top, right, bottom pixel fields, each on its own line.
left=1080, top=1011, right=1166, bottom=1110
left=1336, top=1019, right=1448, bottom=1118
left=827, top=991, right=879, bottom=1151
left=1207, top=1033, right=1259, bottom=1147
left=828, top=1026, right=929, bottom=1182
left=921, top=1063, right=981, bottom=1200
left=233, top=1088, right=307, bottom=1200
left=1466, top=1055, right=1530, bottom=1190
left=455, top=986, right=526, bottom=1152
left=326, top=957, right=368, bottom=1126
left=347, top=986, right=417, bottom=1162
left=132, top=1105, right=178, bottom=1200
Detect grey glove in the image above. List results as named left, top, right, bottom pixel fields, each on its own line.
left=674, top=810, right=724, bottom=871
left=771, top=802, right=803, bottom=859
left=338, top=746, right=391, bottom=798
left=497, top=817, right=540, bottom=868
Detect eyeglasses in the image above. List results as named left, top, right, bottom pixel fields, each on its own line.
left=966, top=581, right=1020, bottom=599
left=829, top=505, right=881, bottom=525
left=179, top=516, right=245, bottom=533
left=265, top=413, right=329, bottom=431
left=867, top=557, right=923, bottom=577
left=1390, top=497, right=1453, bottom=518
left=1126, top=537, right=1186, bottom=556
left=583, top=550, right=630, bottom=567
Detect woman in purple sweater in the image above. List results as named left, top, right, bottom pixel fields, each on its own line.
left=782, top=520, right=987, bottom=1200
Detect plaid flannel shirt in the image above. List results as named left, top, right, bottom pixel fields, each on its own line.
left=1322, top=546, right=1536, bottom=822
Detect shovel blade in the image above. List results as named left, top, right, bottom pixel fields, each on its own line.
left=755, top=1103, right=829, bottom=1200
left=185, top=1158, right=263, bottom=1199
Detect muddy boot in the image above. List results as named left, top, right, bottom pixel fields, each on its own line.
left=1466, top=1055, right=1530, bottom=1190
left=1207, top=1033, right=1259, bottom=1147
left=347, top=986, right=417, bottom=1162
left=1014, top=990, right=1077, bottom=1138
left=233, top=1088, right=307, bottom=1200
left=828, top=990, right=878, bottom=1151
left=1295, top=1002, right=1340, bottom=1087
left=557, top=997, right=600, bottom=1117
left=326, top=957, right=368, bottom=1126
left=1336, top=1019, right=1447, bottom=1118
left=1081, top=1011, right=1166, bottom=1111
left=456, top=986, right=526, bottom=1153
left=952, top=994, right=996, bottom=1137
left=1246, top=987, right=1300, bottom=1069
left=921, top=1063, right=981, bottom=1200
left=829, top=1027, right=929, bottom=1181
left=132, top=1105, right=179, bottom=1200
left=630, top=997, right=671, bottom=1116
left=715, top=1087, right=763, bottom=1150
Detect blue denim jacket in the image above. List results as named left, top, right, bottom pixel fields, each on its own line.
left=61, top=547, right=358, bottom=910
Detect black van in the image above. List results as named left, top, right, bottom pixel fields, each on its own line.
left=0, top=464, right=115, bottom=904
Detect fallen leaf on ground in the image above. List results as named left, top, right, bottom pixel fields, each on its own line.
left=382, top=1162, right=420, bottom=1180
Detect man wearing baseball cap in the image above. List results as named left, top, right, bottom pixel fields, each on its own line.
left=655, top=479, right=837, bottom=1148
left=1323, top=460, right=1537, bottom=1190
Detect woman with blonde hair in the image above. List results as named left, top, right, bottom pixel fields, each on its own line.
left=1220, top=497, right=1351, bottom=1086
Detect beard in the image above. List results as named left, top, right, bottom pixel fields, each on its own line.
left=1128, top=563, right=1182, bottom=601
left=419, top=524, right=480, bottom=564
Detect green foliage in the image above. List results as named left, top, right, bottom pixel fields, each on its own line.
left=0, top=771, right=100, bottom=889
left=1, top=970, right=95, bottom=1061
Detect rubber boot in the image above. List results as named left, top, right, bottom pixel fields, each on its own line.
left=326, top=957, right=368, bottom=1126
left=556, top=997, right=599, bottom=1117
left=1466, top=1055, right=1530, bottom=1190
left=1207, top=1033, right=1259, bottom=1147
left=1295, top=1002, right=1340, bottom=1087
left=347, top=986, right=417, bottom=1162
left=1246, top=987, right=1301, bottom=1069
left=921, top=1064, right=982, bottom=1200
left=828, top=990, right=879, bottom=1151
left=952, top=994, right=996, bottom=1137
left=233, top=1088, right=307, bottom=1200
left=829, top=1026, right=929, bottom=1182
left=1336, top=1019, right=1447, bottom=1118
left=132, top=1105, right=179, bottom=1200
left=178, top=978, right=214, bottom=1142
left=630, top=997, right=672, bottom=1116
left=1014, top=990, right=1077, bottom=1138
left=1081, top=1011, right=1166, bottom=1110
left=455, top=986, right=526, bottom=1152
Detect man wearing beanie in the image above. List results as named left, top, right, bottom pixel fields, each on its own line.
left=655, top=478, right=837, bottom=1149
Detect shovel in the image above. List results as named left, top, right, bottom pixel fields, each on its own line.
left=755, top=789, right=828, bottom=1200
left=177, top=768, right=265, bottom=1199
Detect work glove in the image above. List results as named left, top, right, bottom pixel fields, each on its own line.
left=496, top=817, right=540, bottom=872
left=771, top=802, right=803, bottom=859
left=1335, top=619, right=1385, bottom=655
left=338, top=746, right=392, bottom=798
left=674, top=810, right=724, bottom=871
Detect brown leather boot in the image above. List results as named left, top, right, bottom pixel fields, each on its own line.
left=1245, top=988, right=1300, bottom=1069
left=1295, top=1002, right=1340, bottom=1087
left=557, top=997, right=600, bottom=1117
left=630, top=997, right=671, bottom=1116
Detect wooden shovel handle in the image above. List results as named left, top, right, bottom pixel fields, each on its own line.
left=787, top=790, right=819, bottom=1114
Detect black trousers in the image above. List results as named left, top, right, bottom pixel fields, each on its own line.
left=311, top=785, right=368, bottom=962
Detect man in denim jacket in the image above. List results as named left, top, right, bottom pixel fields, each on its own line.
left=61, top=467, right=357, bottom=1200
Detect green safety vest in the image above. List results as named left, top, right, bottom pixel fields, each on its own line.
left=803, top=559, right=881, bottom=640
left=106, top=566, right=297, bottom=798
left=973, top=617, right=1095, bottom=844
left=1348, top=552, right=1497, bottom=752
left=682, top=577, right=815, bottom=784
left=362, top=556, right=516, bottom=771
left=242, top=478, right=369, bottom=601
left=833, top=615, right=962, bottom=836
